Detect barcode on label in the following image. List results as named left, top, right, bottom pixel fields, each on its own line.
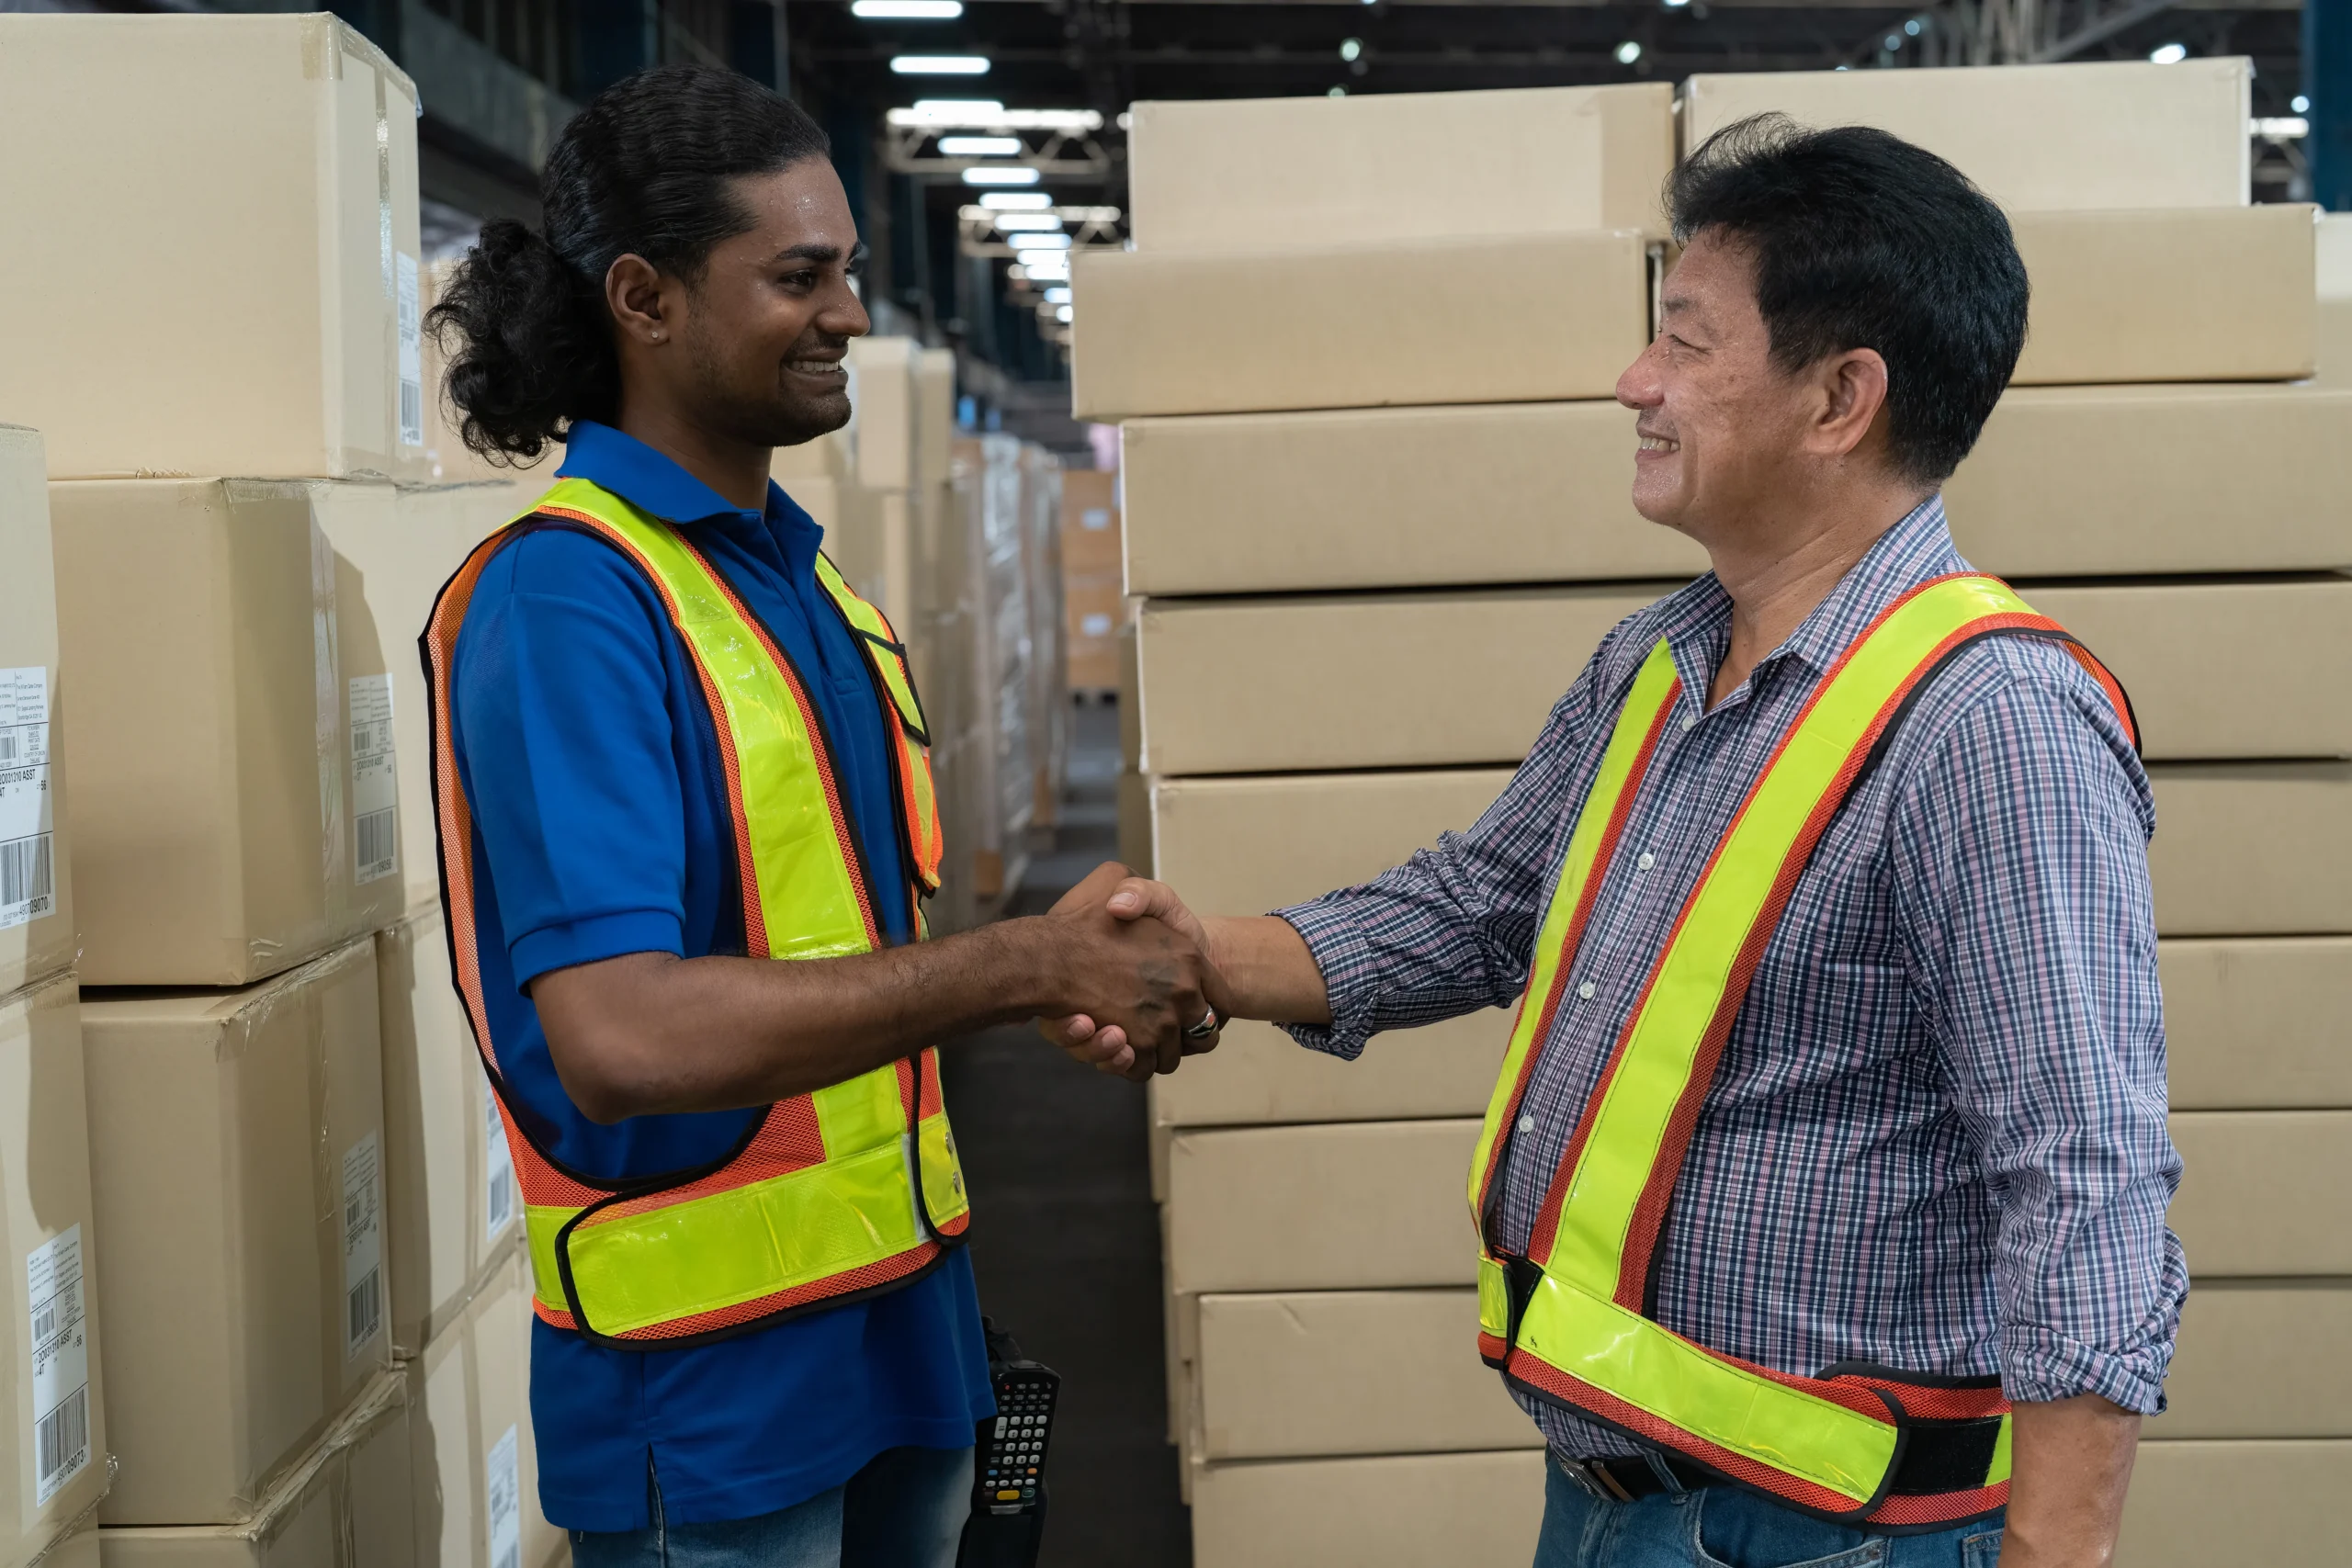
left=347, top=1268, right=381, bottom=1349
left=32, top=1302, right=53, bottom=1344
left=36, top=1385, right=85, bottom=1493
left=400, top=380, right=423, bottom=445
left=487, top=1164, right=514, bottom=1235
left=2, top=835, right=51, bottom=908
left=356, top=808, right=396, bottom=884
left=0, top=733, right=16, bottom=762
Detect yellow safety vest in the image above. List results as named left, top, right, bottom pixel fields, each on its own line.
left=424, top=477, right=967, bottom=1348
left=1470, top=574, right=2138, bottom=1528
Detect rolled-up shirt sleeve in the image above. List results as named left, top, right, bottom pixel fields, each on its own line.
left=1890, top=672, right=2186, bottom=1414
left=1274, top=637, right=1615, bottom=1060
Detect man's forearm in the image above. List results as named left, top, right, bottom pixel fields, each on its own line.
left=1999, top=1393, right=2141, bottom=1567
left=536, top=908, right=1211, bottom=1121
left=1202, top=914, right=1333, bottom=1025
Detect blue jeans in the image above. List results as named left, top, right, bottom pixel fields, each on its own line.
left=571, top=1444, right=975, bottom=1568
left=1535, top=1451, right=2006, bottom=1568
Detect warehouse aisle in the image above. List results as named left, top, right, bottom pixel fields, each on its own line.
left=939, top=697, right=1192, bottom=1568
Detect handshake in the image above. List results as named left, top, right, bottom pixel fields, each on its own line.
left=1026, top=860, right=1230, bottom=1082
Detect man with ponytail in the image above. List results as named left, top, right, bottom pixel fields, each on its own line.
left=424, top=65, right=1217, bottom=1567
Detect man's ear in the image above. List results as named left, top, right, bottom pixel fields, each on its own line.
left=1810, top=347, right=1891, bottom=460
left=605, top=254, right=671, bottom=347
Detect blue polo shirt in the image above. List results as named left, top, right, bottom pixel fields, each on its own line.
left=446, top=421, right=993, bottom=1532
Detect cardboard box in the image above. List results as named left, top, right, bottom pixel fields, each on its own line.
left=1197, top=1291, right=1532, bottom=1461
left=2166, top=1112, right=2352, bottom=1277
left=324, top=479, right=525, bottom=919
left=1190, top=1450, right=1545, bottom=1568
left=1167, top=1121, right=1477, bottom=1295
left=1071, top=232, right=1651, bottom=423
left=410, top=1250, right=563, bottom=1568
left=2120, top=1442, right=2347, bottom=1567
left=1148, top=770, right=1512, bottom=920
left=2147, top=764, right=2352, bottom=936
left=1130, top=85, right=1675, bottom=253
left=2160, top=1280, right=2352, bottom=1438
left=1058, top=469, right=1121, bottom=580
left=0, top=15, right=426, bottom=483
left=2019, top=579, right=2352, bottom=761
left=97, top=1368, right=413, bottom=1568
left=1121, top=402, right=1700, bottom=597
left=2007, top=206, right=2314, bottom=385
left=1946, top=383, right=2352, bottom=577
left=0, top=431, right=74, bottom=998
left=1135, top=587, right=1668, bottom=776
left=2318, top=212, right=2352, bottom=385
left=848, top=335, right=921, bottom=493
left=1136, top=581, right=2350, bottom=776
left=1063, top=574, right=1123, bottom=693
left=35, top=1523, right=93, bottom=1568
left=377, top=906, right=519, bottom=1358
left=914, top=349, right=957, bottom=496
left=48, top=480, right=409, bottom=986
left=81, top=942, right=392, bottom=1525
left=1679, top=60, right=2250, bottom=213
left=2162, top=939, right=2352, bottom=1109
left=1117, top=384, right=2352, bottom=598
left=1157, top=937, right=2352, bottom=1130
left=1152, top=1014, right=1510, bottom=1130
left=0, top=976, right=108, bottom=1564
left=1143, top=764, right=2351, bottom=940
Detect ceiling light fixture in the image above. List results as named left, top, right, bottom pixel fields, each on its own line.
left=1615, top=39, right=1643, bottom=63
left=1045, top=287, right=1072, bottom=303
left=1016, top=251, right=1072, bottom=280
left=962, top=165, right=1042, bottom=186
left=1340, top=37, right=1363, bottom=62
left=2149, top=41, right=2188, bottom=63
left=888, top=104, right=1102, bottom=130
left=1057, top=305, right=1074, bottom=323
left=890, top=54, right=990, bottom=75
left=852, top=0, right=963, bottom=17
left=991, top=213, right=1064, bottom=231
left=939, top=135, right=1022, bottom=156
left=979, top=191, right=1055, bottom=209
left=2292, top=94, right=2312, bottom=113
left=1011, top=231, right=1072, bottom=250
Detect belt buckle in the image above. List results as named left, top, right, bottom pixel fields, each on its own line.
left=1556, top=1457, right=1635, bottom=1504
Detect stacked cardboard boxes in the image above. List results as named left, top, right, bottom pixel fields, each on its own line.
left=1083, top=66, right=2350, bottom=1565
left=1059, top=470, right=1125, bottom=694
left=0, top=15, right=560, bottom=1563
left=0, top=429, right=110, bottom=1568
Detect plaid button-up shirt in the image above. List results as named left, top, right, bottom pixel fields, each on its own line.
left=1279, top=498, right=2187, bottom=1461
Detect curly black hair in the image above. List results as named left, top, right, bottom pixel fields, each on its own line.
left=425, top=65, right=831, bottom=463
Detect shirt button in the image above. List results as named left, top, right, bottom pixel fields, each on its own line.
left=1636, top=852, right=1656, bottom=871
left=1577, top=981, right=1597, bottom=1000
left=1517, top=1114, right=1535, bottom=1134
left=1681, top=714, right=1697, bottom=732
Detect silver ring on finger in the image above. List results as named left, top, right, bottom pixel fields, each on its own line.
left=1182, top=1005, right=1221, bottom=1042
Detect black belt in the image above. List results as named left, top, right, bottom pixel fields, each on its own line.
left=1553, top=1451, right=1713, bottom=1503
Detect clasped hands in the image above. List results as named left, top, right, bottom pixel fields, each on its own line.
left=1032, top=860, right=1226, bottom=1082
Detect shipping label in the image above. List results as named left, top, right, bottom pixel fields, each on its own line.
left=487, top=1423, right=521, bottom=1568
left=397, top=252, right=424, bottom=450
left=0, top=667, right=56, bottom=931
left=27, top=1225, right=90, bottom=1506
left=350, top=674, right=399, bottom=886
left=342, top=1134, right=385, bottom=1359
left=484, top=1077, right=515, bottom=1243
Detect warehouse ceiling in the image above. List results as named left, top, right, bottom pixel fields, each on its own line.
left=783, top=0, right=2305, bottom=390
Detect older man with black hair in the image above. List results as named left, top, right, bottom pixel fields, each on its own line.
left=1054, top=116, right=2183, bottom=1567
